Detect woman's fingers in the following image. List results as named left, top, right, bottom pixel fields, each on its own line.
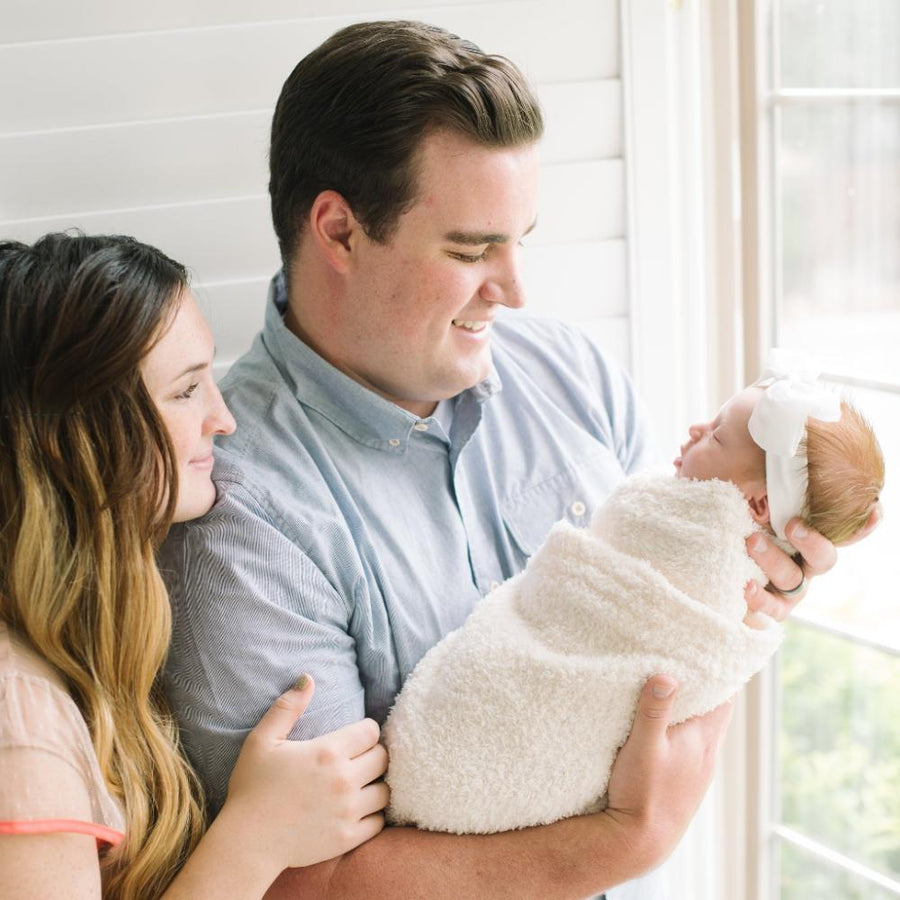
left=357, top=781, right=391, bottom=818
left=351, top=741, right=389, bottom=785
left=247, top=674, right=315, bottom=745
left=354, top=811, right=387, bottom=844
left=322, top=717, right=382, bottom=759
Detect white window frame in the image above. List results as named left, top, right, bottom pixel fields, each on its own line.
left=737, top=2, right=900, bottom=898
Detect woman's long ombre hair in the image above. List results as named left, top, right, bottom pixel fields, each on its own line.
left=0, top=233, right=204, bottom=898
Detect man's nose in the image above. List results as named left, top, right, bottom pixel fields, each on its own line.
left=479, top=251, right=527, bottom=309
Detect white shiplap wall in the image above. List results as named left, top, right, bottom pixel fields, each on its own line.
left=0, top=0, right=628, bottom=375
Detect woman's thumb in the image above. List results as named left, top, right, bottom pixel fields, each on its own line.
left=251, top=673, right=315, bottom=743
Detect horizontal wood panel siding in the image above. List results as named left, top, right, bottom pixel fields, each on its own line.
left=2, top=0, right=498, bottom=43
left=521, top=240, right=628, bottom=320
left=1, top=0, right=618, bottom=131
left=1, top=0, right=628, bottom=378
left=0, top=91, right=622, bottom=222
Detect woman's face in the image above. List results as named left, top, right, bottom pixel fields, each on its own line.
left=141, top=290, right=235, bottom=522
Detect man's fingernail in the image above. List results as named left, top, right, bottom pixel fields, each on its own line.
left=293, top=673, right=310, bottom=691
left=652, top=683, right=675, bottom=699
left=793, top=524, right=808, bottom=539
left=747, top=580, right=759, bottom=597
left=751, top=535, right=767, bottom=553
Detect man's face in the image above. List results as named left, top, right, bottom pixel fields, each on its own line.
left=675, top=386, right=766, bottom=491
left=323, top=130, right=540, bottom=418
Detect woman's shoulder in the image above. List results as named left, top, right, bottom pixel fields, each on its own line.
left=0, top=619, right=69, bottom=688
left=0, top=620, right=126, bottom=840
left=0, top=616, right=97, bottom=778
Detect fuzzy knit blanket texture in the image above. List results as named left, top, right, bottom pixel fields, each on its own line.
left=383, top=473, right=784, bottom=834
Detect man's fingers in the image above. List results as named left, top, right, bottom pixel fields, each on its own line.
left=745, top=533, right=806, bottom=596
left=250, top=674, right=315, bottom=744
left=745, top=577, right=802, bottom=621
left=783, top=519, right=837, bottom=577
left=681, top=694, right=735, bottom=746
left=632, top=675, right=678, bottom=733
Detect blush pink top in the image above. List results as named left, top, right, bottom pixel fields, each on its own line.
left=0, top=620, right=125, bottom=848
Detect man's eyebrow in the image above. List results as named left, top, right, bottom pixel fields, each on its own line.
left=444, top=220, right=538, bottom=246
left=444, top=230, right=509, bottom=245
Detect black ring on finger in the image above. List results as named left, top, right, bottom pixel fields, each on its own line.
left=779, top=573, right=807, bottom=597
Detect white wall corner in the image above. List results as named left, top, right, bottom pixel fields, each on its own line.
left=620, top=0, right=713, bottom=458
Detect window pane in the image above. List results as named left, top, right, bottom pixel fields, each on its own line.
left=778, top=0, right=900, bottom=89
left=777, top=623, right=900, bottom=880
left=779, top=839, right=900, bottom=899
left=777, top=102, right=900, bottom=383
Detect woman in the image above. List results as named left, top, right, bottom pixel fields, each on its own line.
left=0, top=233, right=389, bottom=898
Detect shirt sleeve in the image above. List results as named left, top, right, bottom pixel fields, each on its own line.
left=159, top=479, right=366, bottom=815
left=0, top=673, right=125, bottom=847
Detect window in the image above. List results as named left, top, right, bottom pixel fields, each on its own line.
left=744, top=2, right=900, bottom=897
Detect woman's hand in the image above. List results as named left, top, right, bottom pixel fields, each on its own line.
left=219, top=675, right=389, bottom=873
left=743, top=502, right=882, bottom=621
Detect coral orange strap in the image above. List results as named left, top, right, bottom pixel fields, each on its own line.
left=0, top=818, right=124, bottom=848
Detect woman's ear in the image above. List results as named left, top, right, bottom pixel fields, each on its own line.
left=747, top=490, right=770, bottom=526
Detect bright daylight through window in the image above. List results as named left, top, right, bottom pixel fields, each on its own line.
left=758, top=2, right=900, bottom=897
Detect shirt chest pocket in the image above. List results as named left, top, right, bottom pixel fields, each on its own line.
left=501, top=448, right=627, bottom=558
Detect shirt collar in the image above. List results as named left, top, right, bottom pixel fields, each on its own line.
left=261, top=271, right=502, bottom=452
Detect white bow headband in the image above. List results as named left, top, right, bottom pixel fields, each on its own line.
left=747, top=351, right=841, bottom=540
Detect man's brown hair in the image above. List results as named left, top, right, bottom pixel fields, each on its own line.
left=269, top=20, right=544, bottom=268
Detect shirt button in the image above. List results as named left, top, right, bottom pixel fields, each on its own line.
left=490, top=581, right=501, bottom=591
left=388, top=439, right=401, bottom=447
left=571, top=500, right=586, bottom=517
left=413, top=423, right=429, bottom=432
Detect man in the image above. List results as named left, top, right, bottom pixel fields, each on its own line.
left=161, top=21, right=845, bottom=898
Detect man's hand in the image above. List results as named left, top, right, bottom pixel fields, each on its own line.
left=601, top=676, right=734, bottom=872
left=743, top=502, right=882, bottom=621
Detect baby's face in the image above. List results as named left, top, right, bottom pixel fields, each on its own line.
left=675, top=386, right=766, bottom=489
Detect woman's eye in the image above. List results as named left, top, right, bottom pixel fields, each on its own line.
left=174, top=382, right=199, bottom=401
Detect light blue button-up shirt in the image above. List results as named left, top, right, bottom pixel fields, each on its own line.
left=160, top=273, right=654, bottom=821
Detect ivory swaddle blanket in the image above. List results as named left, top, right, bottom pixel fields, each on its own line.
left=383, top=473, right=783, bottom=834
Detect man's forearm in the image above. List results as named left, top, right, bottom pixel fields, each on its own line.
left=263, top=814, right=652, bottom=900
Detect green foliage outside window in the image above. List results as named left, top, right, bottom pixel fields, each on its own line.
left=777, top=622, right=900, bottom=897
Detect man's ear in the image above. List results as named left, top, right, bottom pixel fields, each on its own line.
left=308, top=190, right=360, bottom=273
left=747, top=490, right=770, bottom=526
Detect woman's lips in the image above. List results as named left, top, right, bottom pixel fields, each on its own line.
left=188, top=453, right=214, bottom=471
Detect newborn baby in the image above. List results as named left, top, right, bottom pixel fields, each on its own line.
left=383, top=359, right=884, bottom=834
